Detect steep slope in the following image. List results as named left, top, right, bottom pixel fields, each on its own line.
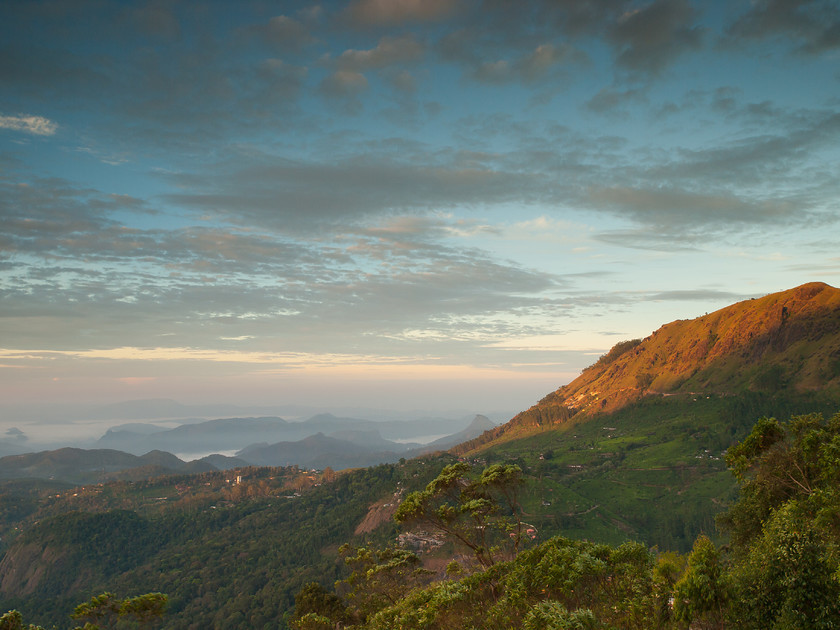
left=0, top=510, right=155, bottom=598
left=458, top=282, right=840, bottom=452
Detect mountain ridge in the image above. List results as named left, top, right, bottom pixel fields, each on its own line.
left=456, top=282, right=840, bottom=454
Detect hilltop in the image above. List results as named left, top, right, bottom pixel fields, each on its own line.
left=457, top=282, right=840, bottom=452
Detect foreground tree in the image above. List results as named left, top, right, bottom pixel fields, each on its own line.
left=71, top=592, right=168, bottom=630
left=336, top=544, right=432, bottom=623
left=2, top=593, right=167, bottom=630
left=672, top=535, right=727, bottom=629
left=0, top=610, right=44, bottom=630
left=394, top=463, right=526, bottom=568
left=651, top=550, right=686, bottom=627
left=363, top=536, right=655, bottom=630
left=720, top=411, right=840, bottom=628
left=290, top=582, right=348, bottom=629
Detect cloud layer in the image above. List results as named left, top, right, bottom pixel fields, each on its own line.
left=1, top=0, right=838, bottom=410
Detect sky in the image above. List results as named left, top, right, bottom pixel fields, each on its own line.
left=1, top=0, right=839, bottom=418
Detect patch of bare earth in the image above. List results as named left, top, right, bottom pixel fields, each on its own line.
left=354, top=489, right=403, bottom=535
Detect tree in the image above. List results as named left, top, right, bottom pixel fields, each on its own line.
left=2, top=593, right=166, bottom=630
left=730, top=502, right=840, bottom=629
left=394, top=463, right=525, bottom=568
left=321, top=467, right=337, bottom=483
left=71, top=593, right=120, bottom=630
left=0, top=610, right=44, bottom=630
left=720, top=413, right=833, bottom=547
left=118, top=593, right=168, bottom=628
left=719, top=411, right=840, bottom=628
left=336, top=544, right=432, bottom=622
left=362, top=536, right=656, bottom=630
left=672, top=535, right=727, bottom=629
left=478, top=463, right=527, bottom=555
left=291, top=613, right=335, bottom=630
left=651, top=550, right=686, bottom=627
left=291, top=582, right=347, bottom=628
left=523, top=602, right=603, bottom=630
left=71, top=592, right=168, bottom=630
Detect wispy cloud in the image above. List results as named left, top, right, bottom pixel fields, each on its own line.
left=0, top=114, right=57, bottom=136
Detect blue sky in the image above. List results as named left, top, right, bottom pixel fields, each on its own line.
left=1, top=0, right=839, bottom=415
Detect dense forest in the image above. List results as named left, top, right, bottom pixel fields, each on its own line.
left=0, top=459, right=454, bottom=628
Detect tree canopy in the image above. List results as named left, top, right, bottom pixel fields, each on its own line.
left=394, top=463, right=525, bottom=568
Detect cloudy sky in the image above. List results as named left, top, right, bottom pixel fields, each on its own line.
left=1, top=0, right=839, bottom=416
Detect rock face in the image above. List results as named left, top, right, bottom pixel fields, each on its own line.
left=354, top=488, right=404, bottom=535
left=456, top=282, right=840, bottom=452
left=0, top=510, right=153, bottom=599
left=0, top=542, right=86, bottom=597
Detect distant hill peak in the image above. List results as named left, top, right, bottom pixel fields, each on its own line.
left=455, top=282, right=840, bottom=453
left=467, top=414, right=494, bottom=430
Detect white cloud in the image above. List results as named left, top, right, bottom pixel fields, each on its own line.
left=0, top=114, right=58, bottom=136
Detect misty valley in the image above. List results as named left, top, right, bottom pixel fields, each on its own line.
left=0, top=412, right=500, bottom=484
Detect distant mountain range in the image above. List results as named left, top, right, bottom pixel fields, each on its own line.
left=419, top=414, right=496, bottom=452
left=0, top=414, right=497, bottom=484
left=238, top=433, right=397, bottom=470
left=236, top=414, right=497, bottom=470
left=94, top=412, right=490, bottom=458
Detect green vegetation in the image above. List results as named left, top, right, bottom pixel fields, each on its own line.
left=3, top=399, right=840, bottom=628
left=394, top=463, right=525, bottom=568
left=286, top=410, right=840, bottom=630
left=321, top=544, right=432, bottom=627
left=719, top=411, right=840, bottom=628
left=474, top=391, right=840, bottom=551
left=362, top=536, right=654, bottom=630
left=672, top=536, right=726, bottom=627
left=0, top=460, right=450, bottom=629
left=71, top=592, right=168, bottom=629
left=1, top=592, right=167, bottom=630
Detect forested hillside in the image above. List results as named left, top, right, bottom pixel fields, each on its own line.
left=290, top=411, right=840, bottom=630
left=0, top=460, right=450, bottom=628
